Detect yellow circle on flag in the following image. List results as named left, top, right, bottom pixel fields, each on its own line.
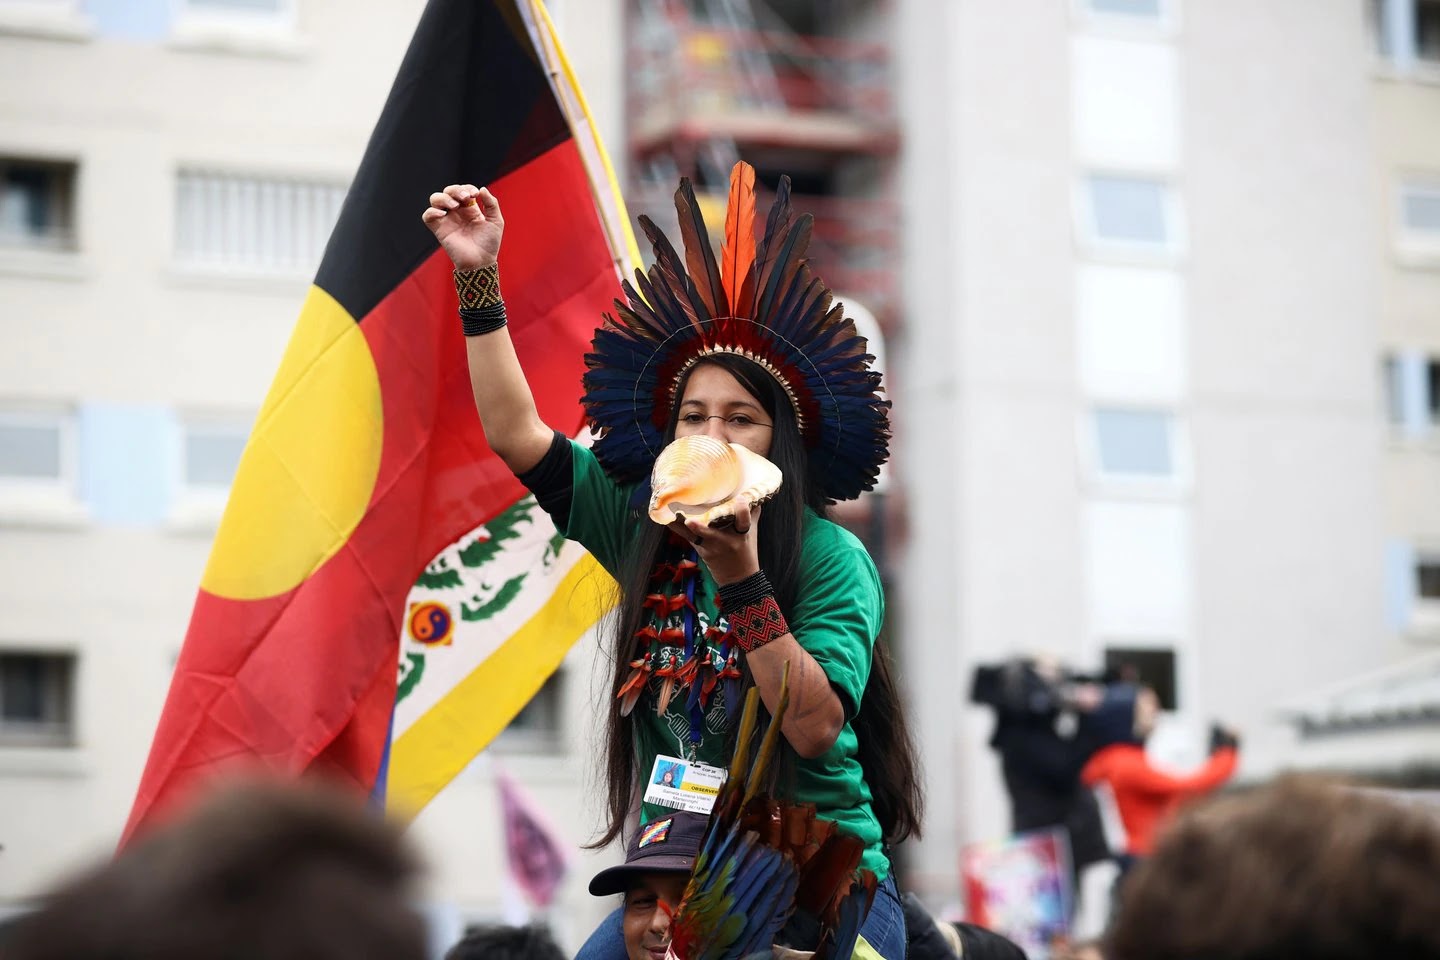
left=201, top=286, right=384, bottom=600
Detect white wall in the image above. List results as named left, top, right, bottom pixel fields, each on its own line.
left=1185, top=0, right=1390, bottom=774
left=896, top=0, right=1082, bottom=906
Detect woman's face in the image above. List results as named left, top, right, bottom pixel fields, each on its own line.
left=673, top=363, right=773, bottom=459
left=661, top=770, right=674, bottom=786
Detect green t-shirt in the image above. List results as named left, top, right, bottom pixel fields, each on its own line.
left=560, top=440, right=889, bottom=878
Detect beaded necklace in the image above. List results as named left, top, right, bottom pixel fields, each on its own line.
left=616, top=538, right=744, bottom=757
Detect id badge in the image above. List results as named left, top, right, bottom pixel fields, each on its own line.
left=642, top=754, right=728, bottom=815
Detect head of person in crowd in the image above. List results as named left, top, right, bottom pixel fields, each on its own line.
left=952, top=922, right=1033, bottom=960
left=590, top=811, right=710, bottom=960
left=1108, top=775, right=1440, bottom=960
left=1052, top=939, right=1107, bottom=960
left=4, top=778, right=426, bottom=960
left=899, top=891, right=1030, bottom=960
left=444, top=923, right=566, bottom=960
left=1132, top=686, right=1159, bottom=738
left=1078, top=682, right=1155, bottom=750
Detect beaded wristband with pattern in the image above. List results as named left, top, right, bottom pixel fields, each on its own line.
left=727, top=596, right=788, bottom=653
left=454, top=263, right=502, bottom=309
left=718, top=571, right=788, bottom=653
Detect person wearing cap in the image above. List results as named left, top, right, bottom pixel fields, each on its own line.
left=589, top=811, right=710, bottom=960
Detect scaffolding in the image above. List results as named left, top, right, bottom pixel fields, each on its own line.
left=626, top=0, right=900, bottom=325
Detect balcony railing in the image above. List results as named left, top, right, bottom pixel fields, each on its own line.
left=627, top=24, right=895, bottom=153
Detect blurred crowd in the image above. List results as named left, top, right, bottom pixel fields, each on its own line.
left=1, top=760, right=1438, bottom=959
left=970, top=655, right=1241, bottom=915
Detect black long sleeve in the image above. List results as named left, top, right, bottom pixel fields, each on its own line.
left=514, top=430, right=574, bottom=531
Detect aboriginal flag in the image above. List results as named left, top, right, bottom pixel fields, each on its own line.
left=123, top=0, right=619, bottom=843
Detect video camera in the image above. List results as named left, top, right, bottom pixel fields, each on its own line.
left=970, top=657, right=1088, bottom=717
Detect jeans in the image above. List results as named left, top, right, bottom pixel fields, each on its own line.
left=574, top=873, right=908, bottom=960
left=859, top=874, right=906, bottom=960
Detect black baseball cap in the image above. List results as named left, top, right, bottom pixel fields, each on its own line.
left=588, top=810, right=710, bottom=896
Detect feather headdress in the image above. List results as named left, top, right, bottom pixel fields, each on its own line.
left=665, top=667, right=877, bottom=960
left=582, top=162, right=890, bottom=504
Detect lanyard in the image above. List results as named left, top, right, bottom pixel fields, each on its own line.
left=681, top=547, right=705, bottom=750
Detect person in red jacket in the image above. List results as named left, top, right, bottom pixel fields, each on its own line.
left=1079, top=684, right=1239, bottom=865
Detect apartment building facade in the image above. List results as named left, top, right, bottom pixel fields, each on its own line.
left=896, top=0, right=1440, bottom=918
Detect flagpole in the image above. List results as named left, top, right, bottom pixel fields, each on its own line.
left=525, top=0, right=643, bottom=277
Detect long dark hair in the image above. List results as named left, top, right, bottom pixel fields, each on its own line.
left=589, top=353, right=923, bottom=849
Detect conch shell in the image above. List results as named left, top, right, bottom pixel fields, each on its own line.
left=648, top=435, right=783, bottom=527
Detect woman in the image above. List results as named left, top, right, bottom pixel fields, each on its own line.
left=422, top=163, right=923, bottom=959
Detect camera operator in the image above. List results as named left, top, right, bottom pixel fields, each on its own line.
left=970, top=656, right=1109, bottom=904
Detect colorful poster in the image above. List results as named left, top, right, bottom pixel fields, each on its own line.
left=498, top=768, right=571, bottom=909
left=961, top=827, right=1073, bottom=959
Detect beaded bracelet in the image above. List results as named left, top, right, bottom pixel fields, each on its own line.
left=718, top=570, right=789, bottom=653
left=454, top=263, right=506, bottom=337
left=460, top=303, right=508, bottom=337
left=717, top=570, right=773, bottom=610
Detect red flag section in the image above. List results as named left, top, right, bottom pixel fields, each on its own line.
left=124, top=0, right=619, bottom=845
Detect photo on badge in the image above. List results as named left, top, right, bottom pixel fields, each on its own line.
left=654, top=761, right=686, bottom=787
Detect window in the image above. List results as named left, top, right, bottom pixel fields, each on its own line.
left=1375, top=0, right=1440, bottom=67
left=1383, top=354, right=1407, bottom=427
left=1402, top=184, right=1440, bottom=236
left=0, top=416, right=61, bottom=482
left=1420, top=0, right=1440, bottom=63
left=496, top=671, right=563, bottom=751
left=1075, top=0, right=1177, bottom=31
left=1429, top=360, right=1440, bottom=426
left=1417, top=358, right=1440, bottom=428
left=0, top=157, right=77, bottom=251
left=1096, top=412, right=1166, bottom=473
left=1091, top=409, right=1176, bottom=477
left=1370, top=0, right=1392, bottom=57
left=1088, top=176, right=1169, bottom=242
left=174, top=169, right=347, bottom=274
left=0, top=652, right=76, bottom=747
left=170, top=415, right=249, bottom=528
left=1418, top=558, right=1440, bottom=601
left=1415, top=552, right=1440, bottom=634
left=1080, top=174, right=1182, bottom=256
left=1087, top=0, right=1162, bottom=17
left=1104, top=646, right=1177, bottom=710
left=0, top=409, right=74, bottom=492
left=181, top=419, right=248, bottom=492
left=1382, top=351, right=1440, bottom=435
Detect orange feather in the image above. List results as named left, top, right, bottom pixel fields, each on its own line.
left=721, top=162, right=757, bottom=319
